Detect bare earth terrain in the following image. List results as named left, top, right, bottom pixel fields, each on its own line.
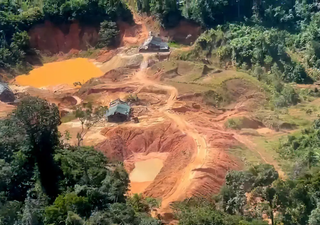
left=0, top=19, right=288, bottom=221
left=1, top=51, right=286, bottom=220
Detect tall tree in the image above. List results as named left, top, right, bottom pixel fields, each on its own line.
left=12, top=97, right=61, bottom=198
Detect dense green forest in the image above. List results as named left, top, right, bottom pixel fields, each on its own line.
left=0, top=0, right=132, bottom=75
left=137, top=0, right=320, bottom=83
left=0, top=96, right=162, bottom=225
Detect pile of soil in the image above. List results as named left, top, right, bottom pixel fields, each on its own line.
left=99, top=54, right=143, bottom=74
left=0, top=101, right=15, bottom=118
left=101, top=68, right=135, bottom=82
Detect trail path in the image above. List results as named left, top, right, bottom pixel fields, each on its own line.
left=232, top=133, right=285, bottom=179
left=131, top=56, right=285, bottom=212
left=72, top=95, right=82, bottom=105
left=134, top=58, right=208, bottom=209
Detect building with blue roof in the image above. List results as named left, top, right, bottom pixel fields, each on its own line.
left=0, top=82, right=15, bottom=103
left=105, top=99, right=131, bottom=122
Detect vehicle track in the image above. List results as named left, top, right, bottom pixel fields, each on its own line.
left=134, top=61, right=208, bottom=210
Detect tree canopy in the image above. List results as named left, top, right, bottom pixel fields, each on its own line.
left=0, top=97, right=161, bottom=225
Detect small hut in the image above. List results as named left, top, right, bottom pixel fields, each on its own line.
left=139, top=36, right=170, bottom=52
left=105, top=99, right=131, bottom=122
left=0, top=82, right=15, bottom=103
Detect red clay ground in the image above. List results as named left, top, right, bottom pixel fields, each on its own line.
left=1, top=53, right=284, bottom=218
left=1, top=19, right=286, bottom=220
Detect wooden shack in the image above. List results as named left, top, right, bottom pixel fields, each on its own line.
left=105, top=99, right=131, bottom=122
left=0, top=82, right=15, bottom=103
left=139, top=36, right=170, bottom=52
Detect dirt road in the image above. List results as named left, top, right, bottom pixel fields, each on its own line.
left=134, top=58, right=208, bottom=210
left=132, top=57, right=284, bottom=210
left=161, top=112, right=207, bottom=209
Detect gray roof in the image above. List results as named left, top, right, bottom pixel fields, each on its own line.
left=141, top=36, right=169, bottom=49
left=0, top=83, right=10, bottom=94
left=106, top=103, right=131, bottom=117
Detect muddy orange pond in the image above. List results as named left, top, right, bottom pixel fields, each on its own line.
left=130, top=159, right=163, bottom=183
left=15, top=58, right=103, bottom=88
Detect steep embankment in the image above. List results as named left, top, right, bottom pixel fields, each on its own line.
left=29, top=18, right=149, bottom=54
left=29, top=21, right=99, bottom=54
left=96, top=122, right=196, bottom=198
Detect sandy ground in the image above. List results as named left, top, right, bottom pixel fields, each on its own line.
left=0, top=102, right=14, bottom=118
left=130, top=159, right=164, bottom=182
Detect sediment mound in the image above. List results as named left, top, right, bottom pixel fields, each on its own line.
left=0, top=101, right=15, bottom=118
left=84, top=85, right=136, bottom=95
left=100, top=54, right=143, bottom=74
left=102, top=68, right=134, bottom=82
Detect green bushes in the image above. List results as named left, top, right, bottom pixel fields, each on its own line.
left=172, top=164, right=278, bottom=225
left=136, top=0, right=181, bottom=28
left=273, top=85, right=300, bottom=108
left=135, top=0, right=320, bottom=32
left=173, top=161, right=320, bottom=225
left=225, top=118, right=244, bottom=130
left=192, top=25, right=312, bottom=84
left=0, top=97, right=162, bottom=225
left=203, top=90, right=224, bottom=107
left=97, top=21, right=120, bottom=48
left=277, top=119, right=320, bottom=166
left=0, top=0, right=133, bottom=75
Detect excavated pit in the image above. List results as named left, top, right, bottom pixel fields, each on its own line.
left=96, top=122, right=196, bottom=197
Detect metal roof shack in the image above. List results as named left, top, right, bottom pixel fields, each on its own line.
left=0, top=83, right=15, bottom=103
left=139, top=36, right=170, bottom=52
left=105, top=99, right=131, bottom=122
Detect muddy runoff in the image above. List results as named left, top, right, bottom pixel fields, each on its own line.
left=15, top=58, right=103, bottom=88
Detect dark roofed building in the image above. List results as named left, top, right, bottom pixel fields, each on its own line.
left=139, top=36, right=170, bottom=52
left=0, top=83, right=15, bottom=103
left=105, top=99, right=131, bottom=122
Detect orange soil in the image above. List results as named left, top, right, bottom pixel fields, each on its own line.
left=0, top=101, right=15, bottom=118
left=95, top=56, right=240, bottom=213
left=11, top=49, right=282, bottom=219
left=130, top=182, right=152, bottom=194
left=15, top=58, right=103, bottom=88
left=119, top=13, right=149, bottom=47
left=29, top=21, right=99, bottom=54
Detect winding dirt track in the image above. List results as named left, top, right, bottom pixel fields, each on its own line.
left=134, top=62, right=208, bottom=209
left=132, top=56, right=284, bottom=210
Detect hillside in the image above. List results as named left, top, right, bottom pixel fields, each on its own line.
left=2, top=1, right=320, bottom=225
